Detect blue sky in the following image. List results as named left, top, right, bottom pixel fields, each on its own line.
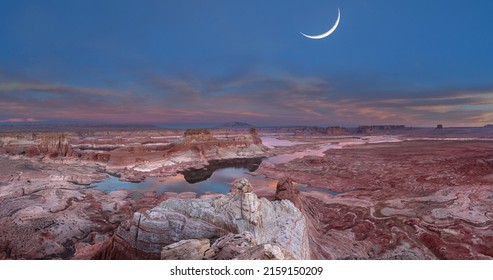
left=1, top=0, right=492, bottom=127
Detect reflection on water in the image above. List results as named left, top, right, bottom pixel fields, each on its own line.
left=93, top=167, right=339, bottom=196
left=261, top=137, right=305, bottom=148
left=93, top=140, right=339, bottom=195
left=94, top=168, right=242, bottom=195
left=180, top=158, right=262, bottom=183
left=94, top=167, right=273, bottom=195
left=266, top=143, right=333, bottom=164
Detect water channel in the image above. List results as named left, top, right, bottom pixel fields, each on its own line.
left=92, top=137, right=338, bottom=195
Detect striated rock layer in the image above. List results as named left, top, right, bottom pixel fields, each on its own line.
left=0, top=128, right=267, bottom=181
left=159, top=232, right=295, bottom=260
left=258, top=140, right=493, bottom=259
left=97, top=178, right=309, bottom=260
left=0, top=157, right=134, bottom=259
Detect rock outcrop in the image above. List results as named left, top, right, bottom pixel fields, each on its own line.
left=123, top=128, right=266, bottom=175
left=275, top=177, right=302, bottom=210
left=206, top=231, right=294, bottom=260
left=2, top=133, right=73, bottom=158
left=159, top=231, right=295, bottom=260
left=0, top=157, right=134, bottom=259
left=183, top=129, right=215, bottom=144
left=100, top=178, right=309, bottom=259
left=160, top=238, right=211, bottom=260
left=326, top=126, right=350, bottom=136
left=0, top=128, right=267, bottom=179
left=356, top=125, right=406, bottom=134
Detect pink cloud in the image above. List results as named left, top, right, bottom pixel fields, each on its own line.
left=1, top=73, right=493, bottom=127
left=0, top=118, right=43, bottom=123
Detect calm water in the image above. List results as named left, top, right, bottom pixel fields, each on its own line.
left=93, top=170, right=338, bottom=196
left=94, top=168, right=249, bottom=195
left=266, top=143, right=333, bottom=164
left=261, top=137, right=306, bottom=148
left=92, top=137, right=338, bottom=195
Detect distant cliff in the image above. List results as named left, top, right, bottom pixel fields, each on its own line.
left=0, top=128, right=267, bottom=179
left=216, top=122, right=254, bottom=128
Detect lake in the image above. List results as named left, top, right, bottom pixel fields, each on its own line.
left=92, top=137, right=339, bottom=195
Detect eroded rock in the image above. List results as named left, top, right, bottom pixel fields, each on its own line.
left=161, top=238, right=210, bottom=260
left=275, top=177, right=302, bottom=210
left=207, top=231, right=294, bottom=260
left=101, top=179, right=309, bottom=259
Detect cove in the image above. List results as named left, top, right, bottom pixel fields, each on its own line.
left=92, top=138, right=339, bottom=195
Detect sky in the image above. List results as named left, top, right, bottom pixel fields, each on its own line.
left=1, top=0, right=493, bottom=127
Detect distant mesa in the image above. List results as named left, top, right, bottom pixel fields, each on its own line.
left=277, top=125, right=409, bottom=136
left=436, top=124, right=443, bottom=129
left=216, top=122, right=254, bottom=128
left=184, top=128, right=213, bottom=138
left=356, top=125, right=406, bottom=134
left=326, top=126, right=350, bottom=136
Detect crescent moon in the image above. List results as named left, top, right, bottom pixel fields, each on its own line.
left=300, top=8, right=341, bottom=39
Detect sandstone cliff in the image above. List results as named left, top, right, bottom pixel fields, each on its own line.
left=0, top=128, right=267, bottom=177
left=95, top=178, right=309, bottom=260
left=126, top=128, right=266, bottom=174
left=1, top=133, right=73, bottom=158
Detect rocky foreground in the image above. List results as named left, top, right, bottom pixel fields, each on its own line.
left=0, top=157, right=133, bottom=259
left=0, top=128, right=268, bottom=259
left=1, top=126, right=493, bottom=259
left=88, top=178, right=308, bottom=260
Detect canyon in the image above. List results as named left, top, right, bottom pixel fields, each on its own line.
left=0, top=125, right=492, bottom=259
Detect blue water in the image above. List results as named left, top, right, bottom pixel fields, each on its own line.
left=94, top=167, right=249, bottom=195
left=266, top=143, right=333, bottom=164
left=93, top=167, right=339, bottom=196
left=261, top=137, right=305, bottom=148
left=92, top=137, right=339, bottom=195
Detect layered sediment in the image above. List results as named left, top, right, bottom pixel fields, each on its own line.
left=2, top=125, right=493, bottom=260
left=0, top=128, right=267, bottom=180
left=96, top=178, right=309, bottom=260
left=0, top=157, right=134, bottom=259
left=258, top=140, right=493, bottom=259
left=0, top=128, right=268, bottom=259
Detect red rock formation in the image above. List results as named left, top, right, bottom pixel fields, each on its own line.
left=0, top=128, right=267, bottom=176
left=275, top=177, right=302, bottom=211
left=160, top=239, right=211, bottom=260
left=258, top=140, right=493, bottom=259
left=96, top=178, right=309, bottom=260
left=356, top=125, right=406, bottom=134
left=326, top=126, right=350, bottom=136
left=2, top=133, right=73, bottom=158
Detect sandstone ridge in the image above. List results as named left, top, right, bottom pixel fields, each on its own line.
left=95, top=178, right=309, bottom=260
left=0, top=128, right=267, bottom=180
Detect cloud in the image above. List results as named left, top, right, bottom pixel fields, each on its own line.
left=1, top=71, right=492, bottom=126
left=0, top=118, right=43, bottom=123
left=0, top=82, right=116, bottom=96
left=124, top=73, right=493, bottom=126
